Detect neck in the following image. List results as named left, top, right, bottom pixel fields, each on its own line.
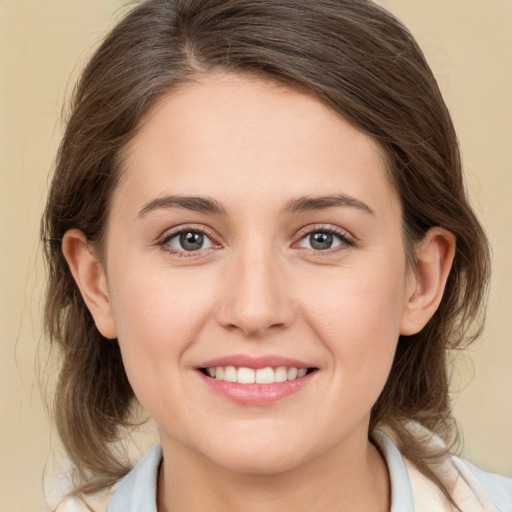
left=157, top=434, right=390, bottom=512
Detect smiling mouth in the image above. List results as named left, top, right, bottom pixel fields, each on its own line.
left=199, top=366, right=317, bottom=384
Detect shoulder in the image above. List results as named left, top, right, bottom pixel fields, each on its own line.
left=453, top=457, right=512, bottom=512
left=53, top=445, right=162, bottom=512
left=374, top=429, right=512, bottom=512
left=408, top=422, right=512, bottom=511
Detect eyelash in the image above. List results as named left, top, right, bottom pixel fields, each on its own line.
left=158, top=226, right=219, bottom=258
left=294, top=224, right=355, bottom=253
left=157, top=224, right=354, bottom=257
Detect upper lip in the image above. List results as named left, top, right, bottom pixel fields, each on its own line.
left=198, top=354, right=314, bottom=370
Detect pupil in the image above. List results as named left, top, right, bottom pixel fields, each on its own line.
left=180, top=231, right=204, bottom=251
left=310, top=232, right=332, bottom=250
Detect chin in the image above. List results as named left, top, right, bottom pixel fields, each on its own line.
left=196, top=431, right=313, bottom=475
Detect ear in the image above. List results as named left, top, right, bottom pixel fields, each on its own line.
left=62, top=229, right=117, bottom=339
left=400, top=227, right=456, bottom=336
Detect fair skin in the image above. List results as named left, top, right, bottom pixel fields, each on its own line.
left=63, top=73, right=455, bottom=511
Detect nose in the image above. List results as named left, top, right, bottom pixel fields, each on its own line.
left=215, top=247, right=294, bottom=338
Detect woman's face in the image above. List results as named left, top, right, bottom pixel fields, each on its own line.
left=102, top=73, right=415, bottom=473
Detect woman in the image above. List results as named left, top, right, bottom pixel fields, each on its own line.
left=41, top=0, right=512, bottom=510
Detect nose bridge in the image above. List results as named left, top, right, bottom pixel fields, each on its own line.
left=216, top=237, right=292, bottom=336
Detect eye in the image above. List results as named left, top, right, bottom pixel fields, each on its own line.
left=163, top=229, right=215, bottom=253
left=297, top=229, right=351, bottom=251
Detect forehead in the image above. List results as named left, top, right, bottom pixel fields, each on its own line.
left=116, top=73, right=397, bottom=217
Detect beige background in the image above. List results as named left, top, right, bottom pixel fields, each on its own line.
left=1, top=1, right=511, bottom=510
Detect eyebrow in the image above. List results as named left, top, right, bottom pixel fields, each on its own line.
left=283, top=195, right=375, bottom=215
left=137, top=195, right=226, bottom=218
left=137, top=193, right=374, bottom=219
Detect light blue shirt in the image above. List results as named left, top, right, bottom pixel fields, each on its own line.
left=107, top=433, right=512, bottom=511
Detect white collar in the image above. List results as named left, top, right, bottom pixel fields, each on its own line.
left=107, top=433, right=415, bottom=512
left=106, top=432, right=510, bottom=512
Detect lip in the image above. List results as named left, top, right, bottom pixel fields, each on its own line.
left=198, top=354, right=312, bottom=370
left=196, top=354, right=318, bottom=405
left=198, top=370, right=317, bottom=405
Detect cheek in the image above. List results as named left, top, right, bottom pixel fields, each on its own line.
left=106, top=262, right=215, bottom=394
left=301, top=261, right=407, bottom=385
left=109, top=260, right=212, bottom=339
left=305, top=264, right=405, bottom=336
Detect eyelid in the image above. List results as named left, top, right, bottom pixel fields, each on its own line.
left=157, top=224, right=222, bottom=255
left=154, top=223, right=354, bottom=256
left=293, top=224, right=355, bottom=250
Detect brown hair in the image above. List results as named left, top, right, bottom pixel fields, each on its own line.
left=41, top=0, right=490, bottom=504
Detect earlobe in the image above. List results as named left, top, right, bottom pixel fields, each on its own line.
left=400, top=227, right=456, bottom=336
left=62, top=229, right=117, bottom=339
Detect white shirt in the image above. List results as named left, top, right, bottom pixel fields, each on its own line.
left=102, top=432, right=512, bottom=511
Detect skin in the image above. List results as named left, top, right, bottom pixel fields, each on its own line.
left=63, top=73, right=455, bottom=511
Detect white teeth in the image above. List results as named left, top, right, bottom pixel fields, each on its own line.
left=287, top=367, right=298, bottom=380
left=274, top=366, right=288, bottom=382
left=237, top=367, right=255, bottom=384
left=205, top=365, right=311, bottom=384
left=256, top=367, right=275, bottom=384
left=224, top=366, right=237, bottom=382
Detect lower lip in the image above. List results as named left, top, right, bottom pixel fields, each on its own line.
left=198, top=371, right=316, bottom=405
